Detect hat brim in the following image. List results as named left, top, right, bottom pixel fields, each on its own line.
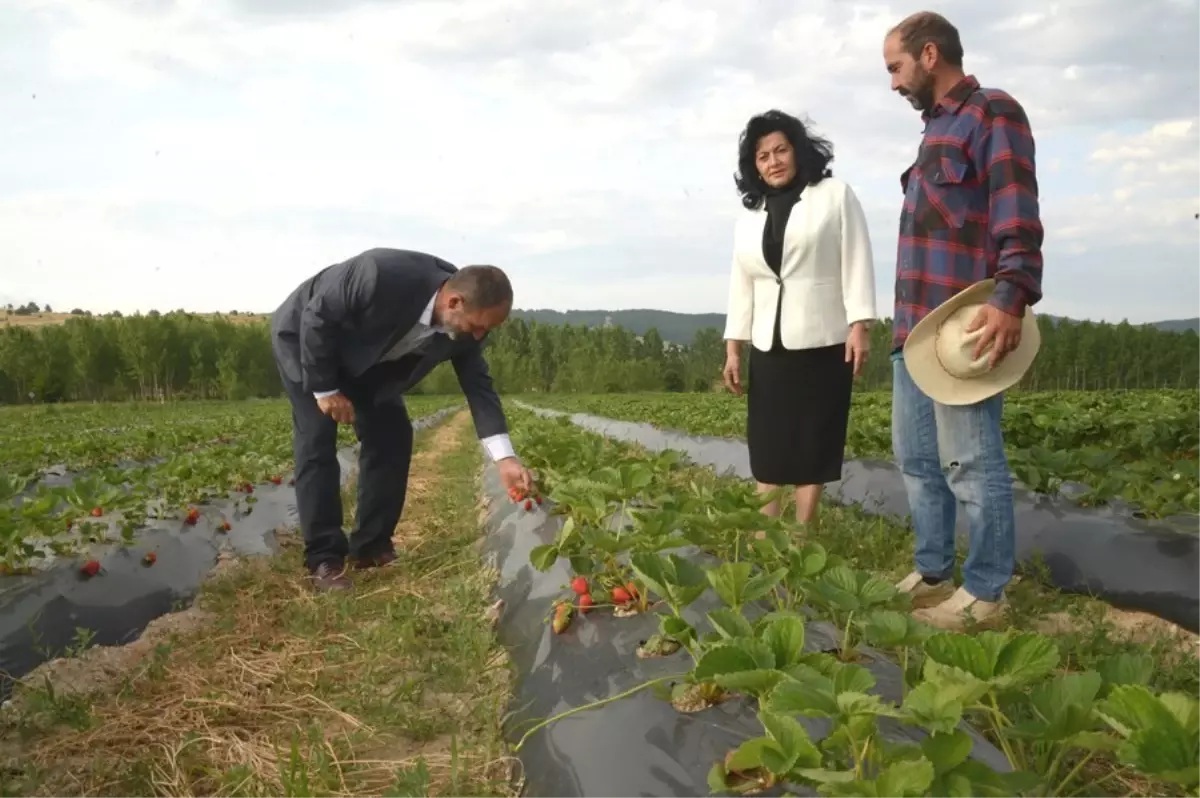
left=903, top=280, right=1041, bottom=406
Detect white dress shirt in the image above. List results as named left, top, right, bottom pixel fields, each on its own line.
left=312, top=294, right=516, bottom=461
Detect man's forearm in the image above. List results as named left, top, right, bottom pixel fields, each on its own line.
left=983, top=98, right=1044, bottom=315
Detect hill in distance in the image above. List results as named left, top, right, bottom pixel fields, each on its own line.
left=511, top=309, right=727, bottom=344
left=513, top=308, right=1200, bottom=344
left=6, top=306, right=1198, bottom=344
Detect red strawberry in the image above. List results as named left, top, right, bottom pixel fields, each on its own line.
left=143, top=551, right=157, bottom=565
left=243, top=483, right=253, bottom=494
left=66, top=519, right=73, bottom=530
left=220, top=520, right=231, bottom=531
left=80, top=560, right=101, bottom=577
left=571, top=576, right=589, bottom=595
left=579, top=594, right=594, bottom=613
left=90, top=507, right=102, bottom=517
left=535, top=495, right=543, bottom=505
left=185, top=507, right=200, bottom=526
left=523, top=498, right=533, bottom=511
left=611, top=586, right=631, bottom=605
left=626, top=582, right=640, bottom=600
left=269, top=475, right=282, bottom=485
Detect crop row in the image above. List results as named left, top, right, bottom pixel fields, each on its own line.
left=505, top=407, right=1199, bottom=797
left=0, top=396, right=461, bottom=571
left=520, top=390, right=1200, bottom=519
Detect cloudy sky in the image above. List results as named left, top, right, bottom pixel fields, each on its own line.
left=1, top=0, right=1197, bottom=324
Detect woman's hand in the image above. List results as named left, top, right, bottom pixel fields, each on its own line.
left=845, top=322, right=870, bottom=378
left=722, top=353, right=743, bottom=395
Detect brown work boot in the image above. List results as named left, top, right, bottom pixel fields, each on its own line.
left=308, top=561, right=352, bottom=592
left=351, top=550, right=398, bottom=570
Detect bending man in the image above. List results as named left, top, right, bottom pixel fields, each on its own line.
left=270, top=248, right=533, bottom=591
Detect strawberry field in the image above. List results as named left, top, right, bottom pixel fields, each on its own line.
left=486, top=405, right=1199, bottom=797
left=0, top=395, right=461, bottom=573
left=523, top=390, right=1200, bottom=520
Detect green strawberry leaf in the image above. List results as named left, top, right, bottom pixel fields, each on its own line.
left=900, top=681, right=965, bottom=735
left=920, top=729, right=972, bottom=774
left=693, top=643, right=761, bottom=681
left=876, top=758, right=936, bottom=796
left=862, top=609, right=930, bottom=649
left=706, top=561, right=754, bottom=608
left=760, top=612, right=806, bottom=669
left=924, top=633, right=993, bottom=681
left=992, top=632, right=1060, bottom=689
left=759, top=711, right=821, bottom=773
left=567, top=555, right=593, bottom=576
left=707, top=608, right=754, bottom=640
left=742, top=566, right=787, bottom=604
left=529, top=544, right=559, bottom=572
left=766, top=670, right=839, bottom=718
left=1095, top=652, right=1154, bottom=695
left=713, top=669, right=786, bottom=697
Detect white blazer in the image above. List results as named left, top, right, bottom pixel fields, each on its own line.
left=723, top=176, right=877, bottom=351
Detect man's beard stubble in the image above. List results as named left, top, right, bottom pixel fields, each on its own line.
left=899, top=66, right=936, bottom=112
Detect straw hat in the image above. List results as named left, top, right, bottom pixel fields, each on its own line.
left=903, top=279, right=1041, bottom=406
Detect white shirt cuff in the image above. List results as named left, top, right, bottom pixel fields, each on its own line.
left=313, top=389, right=340, bottom=399
left=481, top=433, right=516, bottom=462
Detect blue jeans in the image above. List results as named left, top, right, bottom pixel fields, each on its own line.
left=890, top=352, right=1015, bottom=601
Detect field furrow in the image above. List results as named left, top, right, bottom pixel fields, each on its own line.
left=519, top=391, right=1200, bottom=518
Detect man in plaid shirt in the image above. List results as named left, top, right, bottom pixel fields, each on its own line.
left=882, top=11, right=1045, bottom=630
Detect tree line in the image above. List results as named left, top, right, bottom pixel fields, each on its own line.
left=0, top=310, right=1195, bottom=404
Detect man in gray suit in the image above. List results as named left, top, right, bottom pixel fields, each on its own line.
left=271, top=247, right=533, bottom=591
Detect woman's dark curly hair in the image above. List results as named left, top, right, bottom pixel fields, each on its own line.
left=734, top=110, right=834, bottom=210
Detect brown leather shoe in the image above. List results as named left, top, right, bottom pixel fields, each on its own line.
left=308, top=561, right=352, bottom=592
left=351, top=550, right=398, bottom=570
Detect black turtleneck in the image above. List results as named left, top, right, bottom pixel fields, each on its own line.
left=761, top=179, right=805, bottom=274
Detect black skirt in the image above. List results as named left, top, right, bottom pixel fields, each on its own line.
left=747, top=340, right=853, bottom=486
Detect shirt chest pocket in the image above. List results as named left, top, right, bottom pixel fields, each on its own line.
left=916, top=149, right=975, bottom=232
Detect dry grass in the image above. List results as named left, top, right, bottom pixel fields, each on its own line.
left=1, top=410, right=519, bottom=797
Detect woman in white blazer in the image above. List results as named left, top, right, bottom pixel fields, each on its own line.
left=722, top=110, right=877, bottom=525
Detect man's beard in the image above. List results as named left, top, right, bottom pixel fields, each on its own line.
left=899, top=67, right=936, bottom=112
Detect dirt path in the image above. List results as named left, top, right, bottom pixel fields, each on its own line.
left=1, top=409, right=517, bottom=798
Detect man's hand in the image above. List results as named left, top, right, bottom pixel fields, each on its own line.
left=497, top=456, right=534, bottom=499
left=316, top=392, right=355, bottom=424
left=844, top=322, right=870, bottom=377
left=965, top=304, right=1023, bottom=368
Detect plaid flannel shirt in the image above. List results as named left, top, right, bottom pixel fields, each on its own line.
left=892, top=74, right=1045, bottom=352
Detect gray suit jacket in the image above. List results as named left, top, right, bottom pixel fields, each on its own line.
left=270, top=248, right=508, bottom=439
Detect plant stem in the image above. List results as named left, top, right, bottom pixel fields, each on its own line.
left=512, top=675, right=684, bottom=752
left=1054, top=752, right=1095, bottom=797
left=846, top=729, right=861, bottom=779
left=855, top=737, right=873, bottom=780
left=1042, top=744, right=1068, bottom=791
left=841, top=611, right=854, bottom=659
left=901, top=647, right=909, bottom=699
left=984, top=695, right=1022, bottom=770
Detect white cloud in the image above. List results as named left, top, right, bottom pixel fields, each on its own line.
left=0, top=0, right=1196, bottom=324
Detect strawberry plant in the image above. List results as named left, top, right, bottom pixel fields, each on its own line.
left=805, top=565, right=910, bottom=663
left=627, top=551, right=708, bottom=657
left=524, top=390, right=1200, bottom=519
left=505, top=404, right=1200, bottom=796
left=0, top=396, right=459, bottom=569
